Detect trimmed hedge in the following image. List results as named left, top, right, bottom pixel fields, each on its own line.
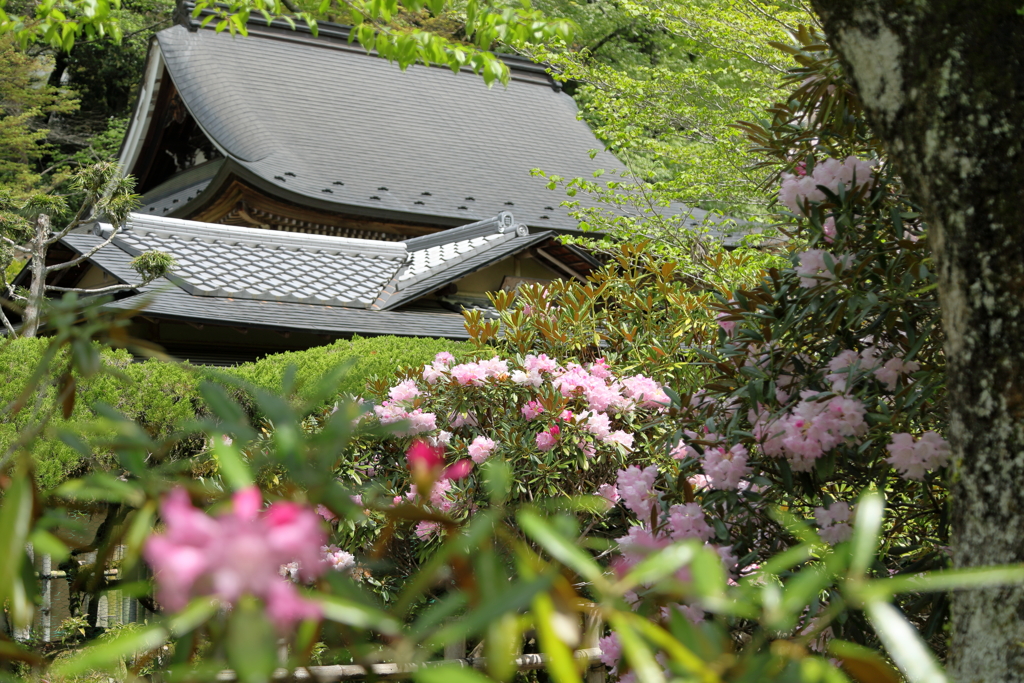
left=1, top=335, right=477, bottom=488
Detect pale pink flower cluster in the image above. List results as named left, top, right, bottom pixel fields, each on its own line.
left=753, top=392, right=868, bottom=471
left=388, top=379, right=421, bottom=403
left=616, top=465, right=659, bottom=522
left=468, top=435, right=496, bottom=463
left=827, top=349, right=918, bottom=392
left=581, top=411, right=635, bottom=450
left=666, top=502, right=714, bottom=542
left=874, top=357, right=920, bottom=390
left=521, top=400, right=543, bottom=420
left=814, top=503, right=853, bottom=544
left=780, top=156, right=876, bottom=216
left=886, top=431, right=951, bottom=480
left=144, top=488, right=325, bottom=628
left=597, top=483, right=620, bottom=506
left=375, top=406, right=436, bottom=436
left=796, top=249, right=851, bottom=288
left=701, top=444, right=752, bottom=490
left=321, top=545, right=356, bottom=571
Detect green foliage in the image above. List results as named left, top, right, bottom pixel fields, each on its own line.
left=0, top=335, right=476, bottom=489
left=226, top=335, right=477, bottom=408
left=525, top=0, right=815, bottom=217
left=129, top=250, right=176, bottom=283
left=0, top=35, right=80, bottom=197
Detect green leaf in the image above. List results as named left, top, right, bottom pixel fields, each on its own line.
left=0, top=469, right=32, bottom=611
left=849, top=491, right=884, bottom=578
left=318, top=595, right=401, bottom=634
left=214, top=439, right=254, bottom=489
left=518, top=508, right=605, bottom=586
left=864, top=564, right=1024, bottom=598
left=415, top=665, right=494, bottom=683
left=50, top=624, right=168, bottom=677
left=608, top=611, right=665, bottom=683
left=227, top=598, right=279, bottom=683
left=827, top=639, right=900, bottom=683
left=864, top=600, right=947, bottom=683
left=619, top=542, right=697, bottom=591
left=532, top=592, right=581, bottom=683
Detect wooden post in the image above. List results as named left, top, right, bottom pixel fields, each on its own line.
left=40, top=553, right=52, bottom=642
left=583, top=607, right=606, bottom=683
left=444, top=637, right=467, bottom=661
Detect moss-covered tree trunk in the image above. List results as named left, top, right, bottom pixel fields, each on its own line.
left=810, top=1, right=1024, bottom=679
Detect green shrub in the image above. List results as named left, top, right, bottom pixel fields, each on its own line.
left=221, top=336, right=478, bottom=409
left=1, top=335, right=477, bottom=488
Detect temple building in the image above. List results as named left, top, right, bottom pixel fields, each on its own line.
left=10, top=7, right=640, bottom=363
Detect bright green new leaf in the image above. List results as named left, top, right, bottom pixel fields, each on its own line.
left=518, top=508, right=606, bottom=586
left=864, top=600, right=947, bottom=683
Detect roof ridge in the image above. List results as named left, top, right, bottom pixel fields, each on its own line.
left=174, top=0, right=558, bottom=85
left=113, top=213, right=409, bottom=258
left=403, top=212, right=523, bottom=251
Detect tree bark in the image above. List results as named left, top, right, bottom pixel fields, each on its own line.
left=809, top=2, right=1024, bottom=679
left=21, top=213, right=51, bottom=339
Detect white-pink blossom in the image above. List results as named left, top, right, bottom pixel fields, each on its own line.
left=388, top=379, right=421, bottom=403
left=666, top=503, right=713, bottom=542
left=701, top=444, right=752, bottom=490
left=874, top=357, right=921, bottom=390
left=521, top=400, right=543, bottom=420
left=886, top=431, right=951, bottom=480
left=467, top=436, right=496, bottom=463
left=616, top=465, right=659, bottom=521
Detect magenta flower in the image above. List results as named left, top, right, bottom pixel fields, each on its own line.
left=443, top=459, right=474, bottom=480
left=407, top=440, right=445, bottom=474
left=143, top=487, right=326, bottom=630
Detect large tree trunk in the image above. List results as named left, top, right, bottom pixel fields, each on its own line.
left=809, top=1, right=1024, bottom=679
left=20, top=213, right=50, bottom=339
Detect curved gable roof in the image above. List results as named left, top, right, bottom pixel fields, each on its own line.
left=150, top=24, right=624, bottom=231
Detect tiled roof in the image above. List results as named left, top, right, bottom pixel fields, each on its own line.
left=149, top=23, right=625, bottom=231
left=62, top=213, right=546, bottom=331
left=111, top=215, right=406, bottom=307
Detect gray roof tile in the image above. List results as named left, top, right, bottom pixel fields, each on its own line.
left=154, top=24, right=624, bottom=231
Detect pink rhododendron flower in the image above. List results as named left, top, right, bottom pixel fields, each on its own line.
left=670, top=438, right=698, bottom=460
left=450, top=363, right=487, bottom=386
left=143, top=487, right=326, bottom=629
left=521, top=400, right=543, bottom=420
left=422, top=364, right=446, bottom=384
left=667, top=503, right=713, bottom=542
left=467, top=436, right=496, bottom=463
left=886, top=431, right=951, bottom=480
left=443, top=459, right=474, bottom=480
left=823, top=217, right=836, bottom=242
left=524, top=353, right=559, bottom=374
left=321, top=545, right=355, bottom=571
left=796, top=249, right=847, bottom=288
left=388, top=379, right=421, bottom=403
left=815, top=503, right=853, bottom=544
left=511, top=369, right=543, bottom=387
left=717, top=312, right=737, bottom=335
left=477, top=356, right=510, bottom=379
left=621, top=375, right=670, bottom=408
left=414, top=521, right=441, bottom=540
left=874, top=357, right=921, bottom=390
left=701, top=444, right=751, bottom=490
left=598, top=633, right=622, bottom=669
left=316, top=505, right=336, bottom=522
left=588, top=358, right=612, bottom=379
left=407, top=440, right=445, bottom=474
left=606, top=430, right=635, bottom=450
left=597, top=483, right=619, bottom=506
left=450, top=412, right=479, bottom=428
left=434, top=352, right=455, bottom=368
left=374, top=400, right=409, bottom=425
left=616, top=465, right=659, bottom=521
left=780, top=156, right=875, bottom=216
left=535, top=425, right=560, bottom=451
left=584, top=411, right=612, bottom=440
left=403, top=410, right=437, bottom=435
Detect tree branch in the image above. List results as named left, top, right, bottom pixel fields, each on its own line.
left=44, top=225, right=129, bottom=275
left=0, top=235, right=32, bottom=255
left=45, top=282, right=139, bottom=295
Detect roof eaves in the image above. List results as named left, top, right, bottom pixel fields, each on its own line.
left=377, top=230, right=554, bottom=311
